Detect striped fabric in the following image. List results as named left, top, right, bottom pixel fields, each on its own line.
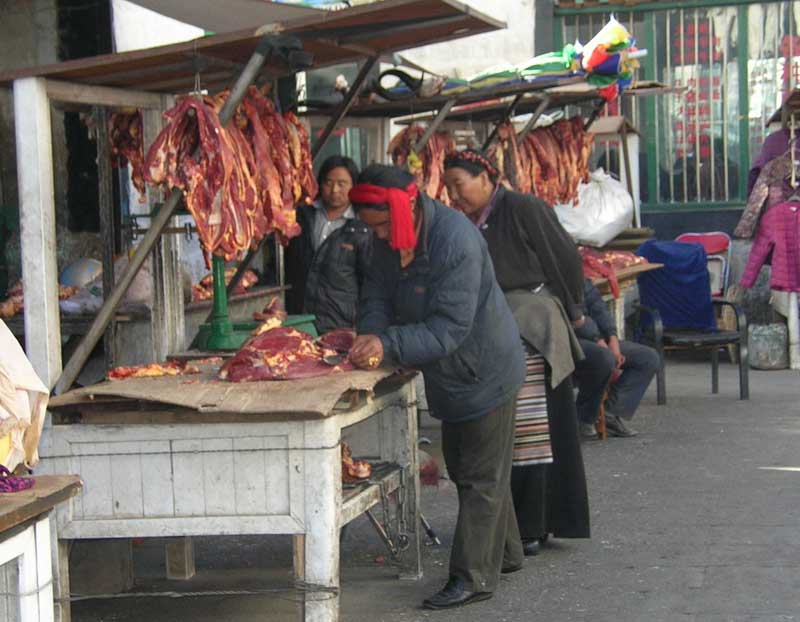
left=513, top=348, right=552, bottom=466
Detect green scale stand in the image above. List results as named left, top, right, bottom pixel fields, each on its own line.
left=194, top=255, right=317, bottom=351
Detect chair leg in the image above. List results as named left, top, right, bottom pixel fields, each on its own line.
left=738, top=342, right=750, bottom=400
left=656, top=349, right=666, bottom=405
left=711, top=348, right=719, bottom=394
left=596, top=387, right=609, bottom=440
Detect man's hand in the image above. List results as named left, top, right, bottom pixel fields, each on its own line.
left=607, top=336, right=625, bottom=368
left=596, top=338, right=608, bottom=349
left=349, top=335, right=384, bottom=369
left=572, top=315, right=586, bottom=328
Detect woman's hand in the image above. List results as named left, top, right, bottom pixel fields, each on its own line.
left=349, top=335, right=384, bottom=369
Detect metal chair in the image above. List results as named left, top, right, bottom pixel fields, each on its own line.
left=634, top=239, right=749, bottom=405
left=675, top=231, right=732, bottom=297
left=635, top=300, right=749, bottom=404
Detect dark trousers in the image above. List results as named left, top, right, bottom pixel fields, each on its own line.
left=442, top=398, right=523, bottom=592
left=574, top=339, right=661, bottom=424
left=511, top=373, right=591, bottom=540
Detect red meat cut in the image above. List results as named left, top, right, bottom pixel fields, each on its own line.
left=219, top=327, right=355, bottom=382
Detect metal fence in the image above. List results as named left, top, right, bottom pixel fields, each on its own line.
left=557, top=0, right=799, bottom=209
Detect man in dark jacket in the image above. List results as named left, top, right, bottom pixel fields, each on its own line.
left=348, top=164, right=525, bottom=610
left=284, top=155, right=371, bottom=333
left=573, top=278, right=660, bottom=438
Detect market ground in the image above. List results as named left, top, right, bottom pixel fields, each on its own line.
left=72, top=358, right=800, bottom=622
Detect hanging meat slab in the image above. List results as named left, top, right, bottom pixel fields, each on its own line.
left=109, top=110, right=147, bottom=200
left=388, top=125, right=455, bottom=204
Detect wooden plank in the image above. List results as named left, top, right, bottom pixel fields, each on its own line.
left=95, top=106, right=116, bottom=370
left=59, top=514, right=304, bottom=539
left=110, top=454, right=144, bottom=518
left=46, top=79, right=164, bottom=109
left=172, top=440, right=206, bottom=517
left=48, top=368, right=395, bottom=418
left=79, top=455, right=114, bottom=519
left=201, top=438, right=235, bottom=515
left=34, top=517, right=54, bottom=621
left=0, top=475, right=81, bottom=534
left=165, top=537, right=196, bottom=580
left=232, top=437, right=268, bottom=515
left=141, top=447, right=175, bottom=518
left=13, top=77, right=61, bottom=388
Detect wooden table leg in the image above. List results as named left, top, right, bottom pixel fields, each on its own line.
left=303, top=420, right=341, bottom=622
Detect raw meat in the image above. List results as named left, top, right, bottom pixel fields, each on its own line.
left=109, top=110, right=146, bottom=199
left=316, top=328, right=356, bottom=353
left=218, top=327, right=355, bottom=382
left=107, top=360, right=199, bottom=381
left=388, top=125, right=455, bottom=204
left=341, top=441, right=372, bottom=482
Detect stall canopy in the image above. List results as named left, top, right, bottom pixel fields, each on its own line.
left=125, top=0, right=321, bottom=32
left=0, top=0, right=503, bottom=94
left=384, top=80, right=678, bottom=124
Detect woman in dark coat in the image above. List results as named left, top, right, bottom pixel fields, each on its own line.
left=444, top=150, right=591, bottom=554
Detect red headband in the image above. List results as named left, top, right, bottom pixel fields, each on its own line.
left=349, top=182, right=419, bottom=251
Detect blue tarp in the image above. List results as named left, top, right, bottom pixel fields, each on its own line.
left=636, top=240, right=716, bottom=331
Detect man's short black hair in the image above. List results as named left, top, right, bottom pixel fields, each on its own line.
left=317, top=155, right=360, bottom=187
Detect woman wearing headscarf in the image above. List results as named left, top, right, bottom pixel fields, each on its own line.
left=443, top=149, right=591, bottom=555
left=348, top=163, right=525, bottom=610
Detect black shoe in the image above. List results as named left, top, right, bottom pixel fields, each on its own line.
left=605, top=414, right=638, bottom=437
left=522, top=539, right=540, bottom=556
left=501, top=561, right=523, bottom=574
left=422, top=577, right=493, bottom=610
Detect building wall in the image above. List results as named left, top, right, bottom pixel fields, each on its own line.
left=0, top=0, right=67, bottom=288
left=401, top=0, right=536, bottom=78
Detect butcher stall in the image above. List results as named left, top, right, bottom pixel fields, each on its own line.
left=0, top=1, right=505, bottom=621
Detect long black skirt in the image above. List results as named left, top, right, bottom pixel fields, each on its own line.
left=510, top=368, right=590, bottom=540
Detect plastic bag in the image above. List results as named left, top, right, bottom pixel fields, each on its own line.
left=554, top=168, right=633, bottom=247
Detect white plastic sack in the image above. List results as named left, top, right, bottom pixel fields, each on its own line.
left=554, top=168, right=633, bottom=247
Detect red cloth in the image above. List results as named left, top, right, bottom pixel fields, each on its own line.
left=741, top=201, right=800, bottom=291
left=349, top=183, right=418, bottom=250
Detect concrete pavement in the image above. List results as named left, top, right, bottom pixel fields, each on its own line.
left=72, top=358, right=800, bottom=622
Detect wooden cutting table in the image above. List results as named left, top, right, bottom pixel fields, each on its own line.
left=45, top=367, right=421, bottom=622
left=0, top=475, right=82, bottom=622
left=591, top=262, right=663, bottom=339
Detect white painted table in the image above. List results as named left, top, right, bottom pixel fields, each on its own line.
left=0, top=476, right=82, bottom=622
left=44, top=372, right=421, bottom=622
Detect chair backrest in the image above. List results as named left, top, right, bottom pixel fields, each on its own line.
left=675, top=232, right=732, bottom=296
left=636, top=239, right=716, bottom=331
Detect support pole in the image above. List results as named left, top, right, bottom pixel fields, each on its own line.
left=481, top=92, right=525, bottom=152
left=93, top=107, right=116, bottom=370
left=789, top=292, right=800, bottom=370
left=411, top=99, right=457, bottom=153
left=584, top=98, right=607, bottom=131
left=515, top=95, right=550, bottom=146
left=54, top=34, right=281, bottom=395
left=312, top=56, right=379, bottom=160
left=14, top=77, right=61, bottom=389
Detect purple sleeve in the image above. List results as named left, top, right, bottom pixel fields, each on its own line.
left=740, top=210, right=775, bottom=288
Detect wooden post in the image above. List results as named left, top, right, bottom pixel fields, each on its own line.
left=13, top=77, right=61, bottom=388
left=165, top=537, right=196, bottom=580
left=94, top=107, right=116, bottom=369
left=142, top=105, right=186, bottom=360
left=789, top=292, right=800, bottom=370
